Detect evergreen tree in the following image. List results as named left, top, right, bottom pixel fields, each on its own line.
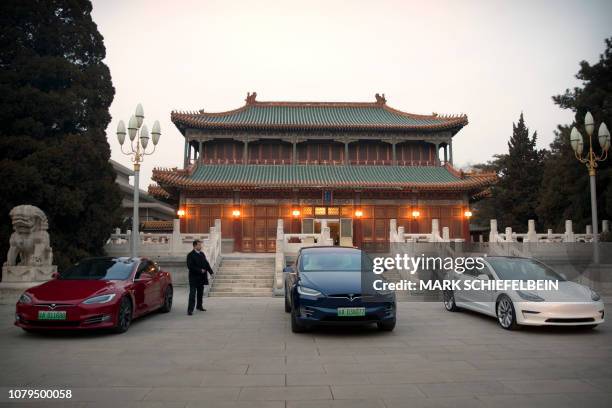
left=536, top=38, right=612, bottom=232
left=472, top=114, right=545, bottom=232
left=470, top=158, right=504, bottom=229
left=0, top=0, right=121, bottom=270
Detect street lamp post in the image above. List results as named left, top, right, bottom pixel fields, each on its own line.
left=570, top=111, right=610, bottom=264
left=116, top=104, right=161, bottom=258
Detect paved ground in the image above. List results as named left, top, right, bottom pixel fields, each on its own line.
left=0, top=288, right=611, bottom=408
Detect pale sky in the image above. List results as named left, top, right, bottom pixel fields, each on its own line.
left=91, top=0, right=612, bottom=187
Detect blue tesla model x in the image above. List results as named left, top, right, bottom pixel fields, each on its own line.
left=284, top=246, right=396, bottom=332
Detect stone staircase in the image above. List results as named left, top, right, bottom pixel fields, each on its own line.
left=209, top=255, right=275, bottom=297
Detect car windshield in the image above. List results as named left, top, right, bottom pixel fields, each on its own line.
left=300, top=250, right=372, bottom=272
left=487, top=258, right=565, bottom=281
left=60, top=259, right=134, bottom=280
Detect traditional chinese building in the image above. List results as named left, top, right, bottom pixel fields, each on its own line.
left=150, top=93, right=495, bottom=252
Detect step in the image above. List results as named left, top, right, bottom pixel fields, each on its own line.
left=214, top=278, right=274, bottom=283
left=211, top=256, right=277, bottom=297
left=212, top=282, right=272, bottom=289
left=210, top=287, right=272, bottom=293
left=218, top=266, right=275, bottom=270
left=217, top=270, right=275, bottom=274
left=209, top=292, right=273, bottom=297
left=215, top=274, right=274, bottom=279
left=221, top=254, right=276, bottom=259
left=215, top=276, right=274, bottom=283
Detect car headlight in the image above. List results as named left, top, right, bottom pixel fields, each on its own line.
left=297, top=286, right=322, bottom=297
left=517, top=290, right=544, bottom=302
left=590, top=289, right=601, bottom=302
left=82, top=293, right=116, bottom=304
left=18, top=293, right=32, bottom=304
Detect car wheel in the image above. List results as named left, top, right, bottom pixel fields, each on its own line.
left=159, top=285, right=173, bottom=313
left=113, top=297, right=133, bottom=334
left=291, top=306, right=307, bottom=333
left=443, top=290, right=460, bottom=312
left=377, top=318, right=396, bottom=331
left=496, top=295, right=519, bottom=330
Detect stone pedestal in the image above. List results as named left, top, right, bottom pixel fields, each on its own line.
left=2, top=265, right=57, bottom=282
left=0, top=265, right=57, bottom=304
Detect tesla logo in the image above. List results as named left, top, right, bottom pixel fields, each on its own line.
left=348, top=294, right=356, bottom=302
left=48, top=304, right=56, bottom=309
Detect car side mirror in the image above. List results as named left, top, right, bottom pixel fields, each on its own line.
left=51, top=272, right=60, bottom=279
left=477, top=274, right=490, bottom=281
left=283, top=266, right=295, bottom=273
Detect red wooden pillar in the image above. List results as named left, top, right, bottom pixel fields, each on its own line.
left=233, top=217, right=242, bottom=251
left=291, top=217, right=301, bottom=234
left=232, top=191, right=242, bottom=251
left=463, top=214, right=471, bottom=242
left=353, top=214, right=363, bottom=248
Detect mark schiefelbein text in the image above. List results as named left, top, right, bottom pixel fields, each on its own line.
left=373, top=279, right=559, bottom=292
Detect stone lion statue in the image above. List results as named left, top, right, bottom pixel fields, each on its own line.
left=5, top=205, right=53, bottom=267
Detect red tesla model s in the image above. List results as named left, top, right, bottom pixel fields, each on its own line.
left=15, top=257, right=173, bottom=333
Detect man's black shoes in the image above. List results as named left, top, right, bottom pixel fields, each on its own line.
left=196, top=307, right=206, bottom=311
left=187, top=311, right=193, bottom=315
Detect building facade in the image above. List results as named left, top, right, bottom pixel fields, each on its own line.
left=150, top=93, right=495, bottom=252
left=111, top=159, right=176, bottom=225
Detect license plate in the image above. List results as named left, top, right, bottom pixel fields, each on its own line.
left=38, top=311, right=66, bottom=320
left=337, top=307, right=365, bottom=317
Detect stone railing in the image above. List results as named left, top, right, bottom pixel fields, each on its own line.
left=274, top=219, right=334, bottom=293
left=488, top=219, right=609, bottom=243
left=105, top=219, right=222, bottom=287
left=388, top=218, right=612, bottom=288
left=389, top=219, right=464, bottom=243
left=389, top=218, right=610, bottom=245
left=105, top=219, right=222, bottom=266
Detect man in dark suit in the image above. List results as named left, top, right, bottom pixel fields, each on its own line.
left=186, top=239, right=214, bottom=315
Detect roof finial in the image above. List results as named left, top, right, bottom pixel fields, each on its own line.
left=375, top=93, right=386, bottom=105
left=245, top=91, right=258, bottom=105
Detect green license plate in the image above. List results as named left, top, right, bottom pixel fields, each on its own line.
left=337, top=307, right=365, bottom=317
left=38, top=311, right=66, bottom=320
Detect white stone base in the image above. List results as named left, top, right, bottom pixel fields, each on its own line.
left=2, top=265, right=57, bottom=282
left=0, top=265, right=57, bottom=304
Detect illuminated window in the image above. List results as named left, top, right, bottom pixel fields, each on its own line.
left=327, top=207, right=339, bottom=216
left=340, top=206, right=353, bottom=216
left=315, top=207, right=327, bottom=215
left=302, top=207, right=313, bottom=216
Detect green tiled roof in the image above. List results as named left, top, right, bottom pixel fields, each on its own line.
left=171, top=96, right=468, bottom=131
left=190, top=165, right=460, bottom=184
left=152, top=164, right=496, bottom=191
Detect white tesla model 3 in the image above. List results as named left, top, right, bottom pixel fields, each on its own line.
left=442, top=256, right=605, bottom=330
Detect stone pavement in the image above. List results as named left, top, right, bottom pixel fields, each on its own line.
left=0, top=287, right=611, bottom=407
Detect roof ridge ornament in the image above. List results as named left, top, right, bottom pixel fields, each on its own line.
left=375, top=93, right=387, bottom=105
left=245, top=91, right=258, bottom=105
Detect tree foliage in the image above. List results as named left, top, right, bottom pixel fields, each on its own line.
left=472, top=114, right=545, bottom=232
left=536, top=38, right=612, bottom=232
left=0, top=0, right=121, bottom=271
